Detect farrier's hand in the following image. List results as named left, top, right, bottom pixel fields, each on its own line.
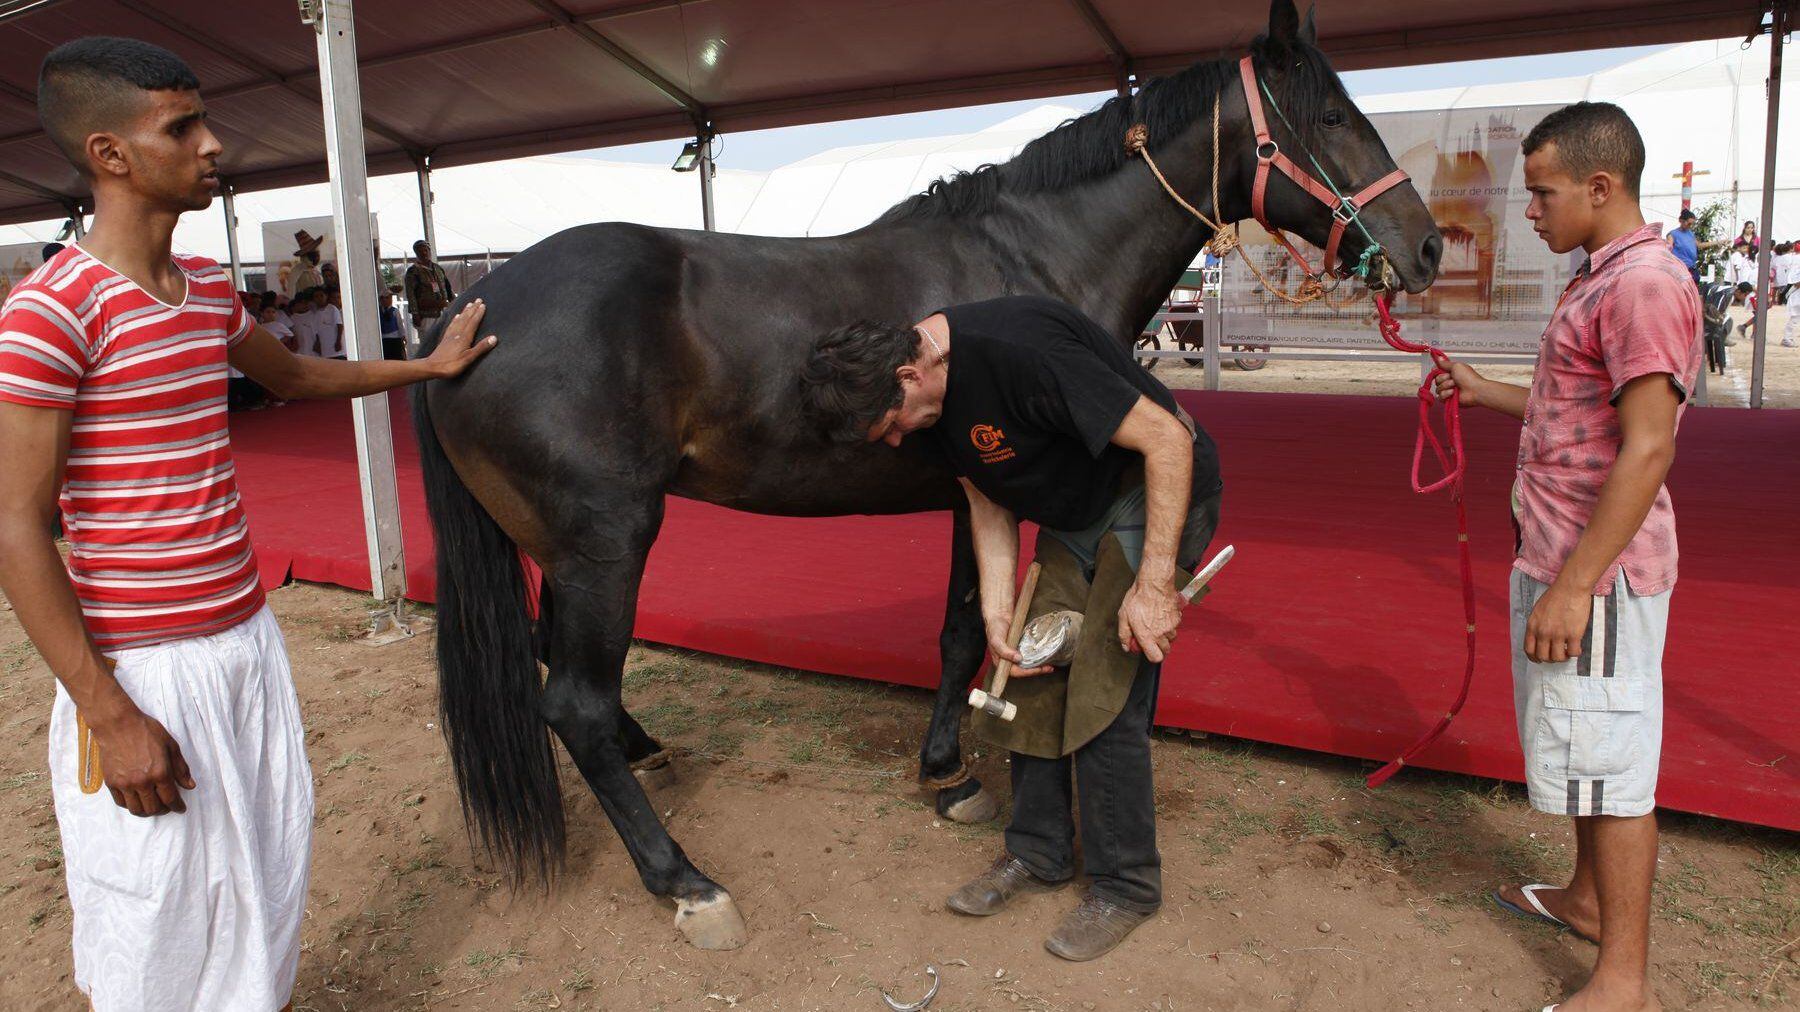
left=89, top=706, right=195, bottom=817
left=1525, top=581, right=1593, bottom=665
left=985, top=611, right=1052, bottom=678
left=423, top=299, right=499, bottom=379
left=1118, top=578, right=1182, bottom=663
left=1431, top=356, right=1487, bottom=408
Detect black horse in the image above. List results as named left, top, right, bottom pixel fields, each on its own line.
left=414, top=0, right=1442, bottom=949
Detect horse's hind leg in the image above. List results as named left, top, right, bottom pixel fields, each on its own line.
left=538, top=577, right=666, bottom=766
left=918, top=508, right=998, bottom=822
left=540, top=496, right=747, bottom=950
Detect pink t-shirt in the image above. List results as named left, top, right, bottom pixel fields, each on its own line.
left=1514, top=222, right=1702, bottom=597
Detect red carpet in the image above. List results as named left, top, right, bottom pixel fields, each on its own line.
left=229, top=391, right=1800, bottom=832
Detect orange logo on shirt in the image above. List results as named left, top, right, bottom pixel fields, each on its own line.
left=971, top=424, right=1015, bottom=464
left=970, top=424, right=1005, bottom=452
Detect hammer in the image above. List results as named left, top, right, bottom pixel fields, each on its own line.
left=967, top=561, right=1042, bottom=723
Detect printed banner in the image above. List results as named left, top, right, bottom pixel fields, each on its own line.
left=1223, top=103, right=1579, bottom=354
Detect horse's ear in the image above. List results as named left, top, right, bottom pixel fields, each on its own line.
left=1300, top=4, right=1317, bottom=46
left=1267, top=0, right=1301, bottom=48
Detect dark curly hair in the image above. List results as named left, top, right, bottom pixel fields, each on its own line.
left=798, top=320, right=924, bottom=443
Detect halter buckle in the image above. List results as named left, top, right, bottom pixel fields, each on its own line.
left=1255, top=140, right=1279, bottom=161
left=1332, top=196, right=1362, bottom=225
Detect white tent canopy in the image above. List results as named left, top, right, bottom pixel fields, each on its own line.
left=0, top=156, right=766, bottom=264
left=5, top=37, right=1789, bottom=263
left=735, top=105, right=1088, bottom=237
left=1360, top=36, right=1799, bottom=236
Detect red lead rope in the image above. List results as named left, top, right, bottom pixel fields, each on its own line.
left=1363, top=294, right=1479, bottom=788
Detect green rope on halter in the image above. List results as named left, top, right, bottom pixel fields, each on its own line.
left=1353, top=244, right=1384, bottom=283
left=1255, top=76, right=1384, bottom=264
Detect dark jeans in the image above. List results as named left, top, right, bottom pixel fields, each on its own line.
left=1003, top=489, right=1222, bottom=914
left=1006, top=655, right=1165, bottom=913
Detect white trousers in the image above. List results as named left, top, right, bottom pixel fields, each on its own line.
left=49, top=606, right=313, bottom=1012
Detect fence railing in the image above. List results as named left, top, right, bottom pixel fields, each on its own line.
left=1133, top=271, right=1721, bottom=405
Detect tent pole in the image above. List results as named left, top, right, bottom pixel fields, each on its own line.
left=698, top=126, right=716, bottom=232
left=415, top=155, right=437, bottom=255
left=1750, top=1, right=1789, bottom=409
left=313, top=0, right=407, bottom=603
left=221, top=183, right=243, bottom=290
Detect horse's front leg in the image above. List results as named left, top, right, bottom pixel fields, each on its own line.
left=918, top=508, right=999, bottom=823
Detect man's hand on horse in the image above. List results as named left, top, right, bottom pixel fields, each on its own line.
left=423, top=299, right=499, bottom=378
left=1118, top=579, right=1182, bottom=663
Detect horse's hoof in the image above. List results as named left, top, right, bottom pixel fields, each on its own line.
left=633, top=760, right=678, bottom=791
left=674, top=893, right=748, bottom=950
left=630, top=747, right=677, bottom=772
left=941, top=783, right=999, bottom=824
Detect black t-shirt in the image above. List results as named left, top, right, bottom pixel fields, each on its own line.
left=919, top=295, right=1223, bottom=531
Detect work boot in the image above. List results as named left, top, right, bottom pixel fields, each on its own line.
left=945, top=854, right=1066, bottom=916
left=1044, top=893, right=1155, bottom=961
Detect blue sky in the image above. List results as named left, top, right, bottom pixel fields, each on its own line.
left=579, top=44, right=1674, bottom=172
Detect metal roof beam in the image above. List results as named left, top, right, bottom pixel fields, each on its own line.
left=0, top=77, right=37, bottom=112
left=109, top=0, right=425, bottom=154
left=517, top=0, right=706, bottom=120
left=1065, top=0, right=1132, bottom=72
left=0, top=0, right=67, bottom=28
left=0, top=164, right=73, bottom=204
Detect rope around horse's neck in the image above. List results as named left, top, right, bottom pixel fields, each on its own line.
left=1126, top=99, right=1329, bottom=308
left=1123, top=108, right=1478, bottom=789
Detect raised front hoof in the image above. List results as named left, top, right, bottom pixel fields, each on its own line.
left=674, top=893, right=748, bottom=950
left=938, top=781, right=998, bottom=824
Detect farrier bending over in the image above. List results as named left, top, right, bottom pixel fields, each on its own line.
left=800, top=294, right=1223, bottom=960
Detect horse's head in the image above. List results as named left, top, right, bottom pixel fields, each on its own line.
left=1237, top=0, right=1442, bottom=293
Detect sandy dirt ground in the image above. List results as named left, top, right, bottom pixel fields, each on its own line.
left=1150, top=305, right=1799, bottom=408
left=0, top=583, right=1793, bottom=1011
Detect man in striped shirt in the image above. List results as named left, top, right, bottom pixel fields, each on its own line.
left=0, top=38, right=495, bottom=1012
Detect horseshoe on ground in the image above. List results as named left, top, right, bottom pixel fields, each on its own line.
left=880, top=964, right=940, bottom=1011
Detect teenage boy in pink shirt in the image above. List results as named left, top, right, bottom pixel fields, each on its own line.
left=1437, top=102, right=1700, bottom=1012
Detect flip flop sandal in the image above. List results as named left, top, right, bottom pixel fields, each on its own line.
left=1492, top=884, right=1597, bottom=944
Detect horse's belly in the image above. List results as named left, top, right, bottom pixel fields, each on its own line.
left=671, top=445, right=959, bottom=517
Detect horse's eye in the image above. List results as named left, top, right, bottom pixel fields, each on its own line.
left=1323, top=110, right=1347, bottom=128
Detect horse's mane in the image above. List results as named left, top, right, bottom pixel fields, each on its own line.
left=874, top=34, right=1344, bottom=225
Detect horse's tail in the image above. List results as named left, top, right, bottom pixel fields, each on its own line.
left=413, top=376, right=565, bottom=886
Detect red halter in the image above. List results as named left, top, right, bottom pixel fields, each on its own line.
left=1238, top=57, right=1410, bottom=280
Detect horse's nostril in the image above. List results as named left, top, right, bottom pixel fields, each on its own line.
left=1421, top=234, right=1444, bottom=269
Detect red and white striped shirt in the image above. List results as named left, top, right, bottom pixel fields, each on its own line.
left=0, top=247, right=265, bottom=649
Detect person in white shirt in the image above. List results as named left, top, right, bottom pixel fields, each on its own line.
left=309, top=287, right=344, bottom=359
left=1725, top=240, right=1755, bottom=287
left=259, top=304, right=295, bottom=353
left=1773, top=241, right=1796, bottom=304
left=287, top=292, right=317, bottom=357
